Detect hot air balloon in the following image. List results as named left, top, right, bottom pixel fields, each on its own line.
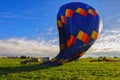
left=46, top=2, right=103, bottom=66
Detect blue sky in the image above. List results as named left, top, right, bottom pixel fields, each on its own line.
left=0, top=0, right=120, bottom=57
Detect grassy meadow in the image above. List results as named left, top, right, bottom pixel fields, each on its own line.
left=0, top=58, right=120, bottom=80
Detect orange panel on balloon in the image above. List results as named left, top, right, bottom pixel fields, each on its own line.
left=85, top=35, right=91, bottom=44
left=88, top=9, right=96, bottom=17
left=76, top=8, right=87, bottom=17
left=81, top=32, right=88, bottom=43
left=67, top=35, right=76, bottom=48
left=61, top=16, right=66, bottom=24
left=66, top=9, right=74, bottom=18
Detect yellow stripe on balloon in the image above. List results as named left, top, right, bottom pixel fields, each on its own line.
left=91, top=30, right=98, bottom=40
left=76, top=8, right=82, bottom=13
left=57, top=20, right=63, bottom=27
left=77, top=30, right=84, bottom=40
left=88, top=9, right=96, bottom=17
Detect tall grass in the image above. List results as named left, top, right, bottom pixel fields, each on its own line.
left=0, top=58, right=120, bottom=80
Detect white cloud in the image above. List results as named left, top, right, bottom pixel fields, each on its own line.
left=44, top=27, right=58, bottom=35
left=0, top=29, right=120, bottom=58
left=89, top=29, right=120, bottom=53
left=0, top=38, right=59, bottom=57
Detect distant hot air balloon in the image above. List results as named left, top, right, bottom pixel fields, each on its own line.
left=46, top=2, right=103, bottom=66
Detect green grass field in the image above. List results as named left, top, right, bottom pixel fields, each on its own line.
left=0, top=58, right=120, bottom=80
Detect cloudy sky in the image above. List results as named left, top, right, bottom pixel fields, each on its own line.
left=0, top=0, right=120, bottom=57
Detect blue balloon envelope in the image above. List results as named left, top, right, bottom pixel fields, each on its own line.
left=47, top=2, right=103, bottom=65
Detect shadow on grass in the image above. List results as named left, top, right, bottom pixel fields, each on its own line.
left=0, top=63, right=59, bottom=77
